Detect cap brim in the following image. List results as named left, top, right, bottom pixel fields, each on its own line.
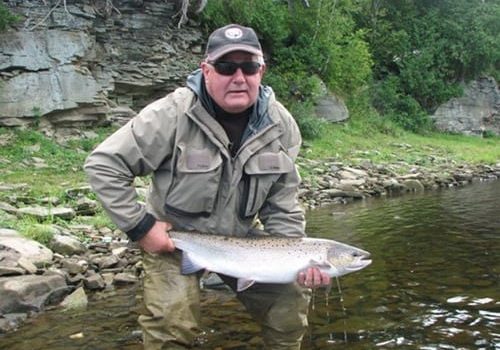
left=207, top=45, right=263, bottom=61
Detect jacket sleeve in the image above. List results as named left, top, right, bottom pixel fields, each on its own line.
left=258, top=103, right=305, bottom=237
left=83, top=94, right=180, bottom=240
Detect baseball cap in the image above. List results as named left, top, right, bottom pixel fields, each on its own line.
left=205, top=24, right=263, bottom=62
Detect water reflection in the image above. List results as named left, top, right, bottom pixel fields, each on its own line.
left=0, top=181, right=498, bottom=349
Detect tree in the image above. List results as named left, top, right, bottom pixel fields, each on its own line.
left=199, top=0, right=373, bottom=138
left=201, top=0, right=371, bottom=98
left=357, top=0, right=500, bottom=131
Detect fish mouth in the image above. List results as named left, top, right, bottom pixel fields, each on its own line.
left=346, top=254, right=372, bottom=271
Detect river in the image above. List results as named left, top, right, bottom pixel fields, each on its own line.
left=0, top=181, right=498, bottom=349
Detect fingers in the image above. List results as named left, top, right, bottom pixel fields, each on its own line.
left=164, top=233, right=176, bottom=252
left=160, top=221, right=175, bottom=252
left=297, top=267, right=331, bottom=289
left=164, top=221, right=173, bottom=232
left=320, top=271, right=331, bottom=286
left=138, top=220, right=175, bottom=253
left=306, top=267, right=321, bottom=286
left=297, top=271, right=306, bottom=285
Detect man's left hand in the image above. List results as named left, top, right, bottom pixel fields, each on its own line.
left=297, top=267, right=331, bottom=288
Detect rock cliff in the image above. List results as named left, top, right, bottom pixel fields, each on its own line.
left=432, top=77, right=500, bottom=136
left=0, top=0, right=203, bottom=131
left=1, top=1, right=498, bottom=136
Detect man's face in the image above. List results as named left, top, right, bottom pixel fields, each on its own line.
left=201, top=51, right=265, bottom=114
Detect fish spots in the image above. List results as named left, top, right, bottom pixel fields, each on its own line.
left=169, top=230, right=370, bottom=280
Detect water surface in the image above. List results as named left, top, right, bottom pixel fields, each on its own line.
left=304, top=180, right=499, bottom=349
left=1, top=181, right=498, bottom=349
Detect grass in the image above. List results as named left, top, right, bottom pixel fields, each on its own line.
left=72, top=213, right=115, bottom=230
left=1, top=121, right=499, bottom=190
left=18, top=221, right=58, bottom=246
left=0, top=127, right=113, bottom=187
left=0, top=120, right=498, bottom=242
left=305, top=124, right=500, bottom=163
left=301, top=110, right=500, bottom=167
left=0, top=127, right=117, bottom=237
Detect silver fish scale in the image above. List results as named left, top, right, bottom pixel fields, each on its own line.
left=168, top=231, right=371, bottom=285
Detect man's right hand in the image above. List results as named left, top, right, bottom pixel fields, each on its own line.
left=137, top=220, right=175, bottom=254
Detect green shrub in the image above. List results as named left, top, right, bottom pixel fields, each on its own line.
left=0, top=3, right=19, bottom=31
left=201, top=0, right=372, bottom=139
left=371, top=75, right=433, bottom=133
left=359, top=0, right=499, bottom=131
left=482, top=130, right=498, bottom=139
left=288, top=101, right=327, bottom=140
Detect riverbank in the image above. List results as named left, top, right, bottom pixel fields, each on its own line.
left=298, top=156, right=500, bottom=209
left=0, top=127, right=499, bottom=333
left=1, top=156, right=499, bottom=333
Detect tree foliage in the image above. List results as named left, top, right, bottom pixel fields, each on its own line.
left=202, top=0, right=371, bottom=97
left=2, top=0, right=497, bottom=134
left=201, top=0, right=372, bottom=138
left=0, top=3, right=19, bottom=31
left=200, top=0, right=499, bottom=134
left=357, top=0, right=500, bottom=131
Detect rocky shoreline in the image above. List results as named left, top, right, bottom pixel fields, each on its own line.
left=1, top=158, right=499, bottom=333
left=297, top=156, right=500, bottom=209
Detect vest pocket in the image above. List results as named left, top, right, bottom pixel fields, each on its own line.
left=165, top=144, right=222, bottom=216
left=240, top=151, right=294, bottom=218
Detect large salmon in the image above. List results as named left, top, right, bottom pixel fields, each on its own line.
left=169, top=231, right=371, bottom=291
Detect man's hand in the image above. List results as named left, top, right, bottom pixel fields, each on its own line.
left=297, top=267, right=331, bottom=288
left=137, top=220, right=175, bottom=254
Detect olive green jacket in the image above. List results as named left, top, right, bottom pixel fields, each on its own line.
left=84, top=74, right=304, bottom=239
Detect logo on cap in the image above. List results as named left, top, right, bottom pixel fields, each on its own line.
left=225, top=27, right=243, bottom=40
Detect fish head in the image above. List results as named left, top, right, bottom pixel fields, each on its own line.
left=325, top=242, right=372, bottom=277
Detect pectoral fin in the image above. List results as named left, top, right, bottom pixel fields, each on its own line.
left=309, top=259, right=331, bottom=269
left=237, top=278, right=256, bottom=292
left=180, top=252, right=205, bottom=275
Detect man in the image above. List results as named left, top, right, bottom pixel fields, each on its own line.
left=84, top=24, right=329, bottom=349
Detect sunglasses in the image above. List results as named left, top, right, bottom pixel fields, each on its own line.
left=209, top=61, right=262, bottom=76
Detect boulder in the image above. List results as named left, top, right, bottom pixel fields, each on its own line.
left=17, top=206, right=76, bottom=221
left=83, top=272, right=106, bottom=290
left=91, top=254, right=120, bottom=269
left=60, top=286, right=88, bottom=310
left=50, top=233, right=86, bottom=256
left=0, top=201, right=18, bottom=215
left=0, top=229, right=53, bottom=266
left=0, top=246, right=24, bottom=277
left=314, top=79, right=349, bottom=123
left=0, top=274, right=69, bottom=314
left=113, top=272, right=138, bottom=285
left=73, top=197, right=99, bottom=216
left=432, top=77, right=499, bottom=136
left=61, top=258, right=88, bottom=275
